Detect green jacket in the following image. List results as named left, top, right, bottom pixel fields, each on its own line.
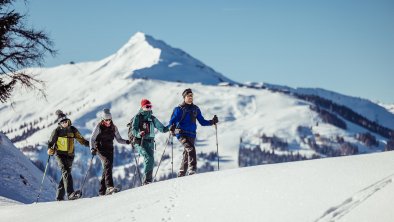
left=131, top=109, right=169, bottom=140
left=48, top=121, right=89, bottom=155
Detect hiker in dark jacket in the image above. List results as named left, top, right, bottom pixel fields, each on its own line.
left=168, top=88, right=218, bottom=177
left=47, top=110, right=89, bottom=201
left=90, top=109, right=130, bottom=195
left=131, top=99, right=169, bottom=185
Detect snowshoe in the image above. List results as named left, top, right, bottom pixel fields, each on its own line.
left=105, top=185, right=122, bottom=195
left=143, top=181, right=151, bottom=185
left=68, top=191, right=81, bottom=200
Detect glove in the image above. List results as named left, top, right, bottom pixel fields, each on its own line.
left=47, top=148, right=55, bottom=156
left=126, top=140, right=131, bottom=144
left=163, top=126, right=169, bottom=133
left=139, top=131, right=146, bottom=137
left=169, top=124, right=176, bottom=136
left=91, top=148, right=97, bottom=156
left=211, top=115, right=219, bottom=125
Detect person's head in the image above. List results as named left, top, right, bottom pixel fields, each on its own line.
left=141, top=99, right=152, bottom=111
left=56, top=110, right=70, bottom=128
left=182, top=88, right=193, bottom=104
left=101, top=108, right=112, bottom=125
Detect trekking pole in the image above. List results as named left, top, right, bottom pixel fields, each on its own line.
left=215, top=121, right=219, bottom=171
left=75, top=155, right=94, bottom=198
left=36, top=155, right=51, bottom=203
left=153, top=133, right=171, bottom=182
left=132, top=144, right=143, bottom=186
left=171, top=135, right=174, bottom=178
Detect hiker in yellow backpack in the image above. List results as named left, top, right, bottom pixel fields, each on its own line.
left=47, top=110, right=89, bottom=201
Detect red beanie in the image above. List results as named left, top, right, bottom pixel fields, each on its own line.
left=141, top=99, right=152, bottom=107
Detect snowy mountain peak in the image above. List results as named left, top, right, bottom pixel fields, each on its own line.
left=103, top=32, right=235, bottom=84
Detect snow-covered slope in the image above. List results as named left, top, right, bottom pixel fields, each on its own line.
left=1, top=151, right=394, bottom=222
left=263, top=83, right=394, bottom=129
left=0, top=133, right=56, bottom=203
left=380, top=103, right=394, bottom=115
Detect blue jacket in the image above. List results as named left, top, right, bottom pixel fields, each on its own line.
left=168, top=103, right=212, bottom=138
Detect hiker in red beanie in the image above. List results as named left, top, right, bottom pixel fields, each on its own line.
left=128, top=99, right=169, bottom=185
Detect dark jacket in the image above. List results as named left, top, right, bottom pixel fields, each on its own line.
left=90, top=121, right=128, bottom=152
left=48, top=122, right=89, bottom=156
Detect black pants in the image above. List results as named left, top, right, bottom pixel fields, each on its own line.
left=98, top=151, right=114, bottom=195
left=178, top=137, right=196, bottom=176
left=55, top=154, right=74, bottom=200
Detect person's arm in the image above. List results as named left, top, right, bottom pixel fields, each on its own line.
left=114, top=125, right=129, bottom=144
left=153, top=116, right=169, bottom=133
left=167, top=107, right=181, bottom=128
left=73, top=127, right=89, bottom=147
left=90, top=124, right=101, bottom=150
left=196, top=108, right=212, bottom=126
left=132, top=115, right=141, bottom=138
left=48, top=128, right=58, bottom=149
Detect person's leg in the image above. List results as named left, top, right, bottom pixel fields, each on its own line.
left=104, top=152, right=114, bottom=188
left=178, top=137, right=196, bottom=176
left=98, top=151, right=114, bottom=194
left=55, top=154, right=74, bottom=200
left=184, top=137, right=197, bottom=174
left=138, top=142, right=155, bottom=184
left=56, top=176, right=65, bottom=200
left=64, top=155, right=75, bottom=198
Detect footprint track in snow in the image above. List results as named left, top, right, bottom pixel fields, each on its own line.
left=315, top=173, right=394, bottom=222
left=161, top=180, right=180, bottom=221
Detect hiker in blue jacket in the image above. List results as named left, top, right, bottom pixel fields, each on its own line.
left=168, top=88, right=218, bottom=177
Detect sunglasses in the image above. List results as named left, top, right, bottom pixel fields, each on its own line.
left=60, top=120, right=68, bottom=124
left=144, top=105, right=152, bottom=109
left=104, top=119, right=112, bottom=122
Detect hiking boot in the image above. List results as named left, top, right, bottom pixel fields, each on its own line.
left=68, top=192, right=79, bottom=200
left=177, top=171, right=185, bottom=177
left=188, top=170, right=196, bottom=175
left=105, top=186, right=120, bottom=195
left=143, top=181, right=151, bottom=185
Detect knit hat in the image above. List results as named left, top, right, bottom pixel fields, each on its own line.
left=55, top=110, right=69, bottom=124
left=102, top=108, right=112, bottom=120
left=182, top=88, right=193, bottom=98
left=141, top=99, right=152, bottom=108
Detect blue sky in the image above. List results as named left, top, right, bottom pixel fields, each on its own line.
left=15, top=0, right=394, bottom=103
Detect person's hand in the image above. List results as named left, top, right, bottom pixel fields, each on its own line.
left=169, top=124, right=176, bottom=135
left=139, top=131, right=146, bottom=137
left=212, top=115, right=219, bottom=125
left=163, top=126, right=169, bottom=133
left=91, top=148, right=97, bottom=156
left=126, top=140, right=131, bottom=144
left=47, top=148, right=55, bottom=156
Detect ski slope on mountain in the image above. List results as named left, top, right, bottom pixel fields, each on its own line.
left=0, top=133, right=55, bottom=204
left=1, top=151, right=394, bottom=222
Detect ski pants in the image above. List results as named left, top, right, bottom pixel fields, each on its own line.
left=178, top=137, right=196, bottom=175
left=55, top=154, right=74, bottom=200
left=98, top=150, right=114, bottom=195
left=135, top=139, right=155, bottom=183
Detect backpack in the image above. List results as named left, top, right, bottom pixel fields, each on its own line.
left=126, top=113, right=156, bottom=144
